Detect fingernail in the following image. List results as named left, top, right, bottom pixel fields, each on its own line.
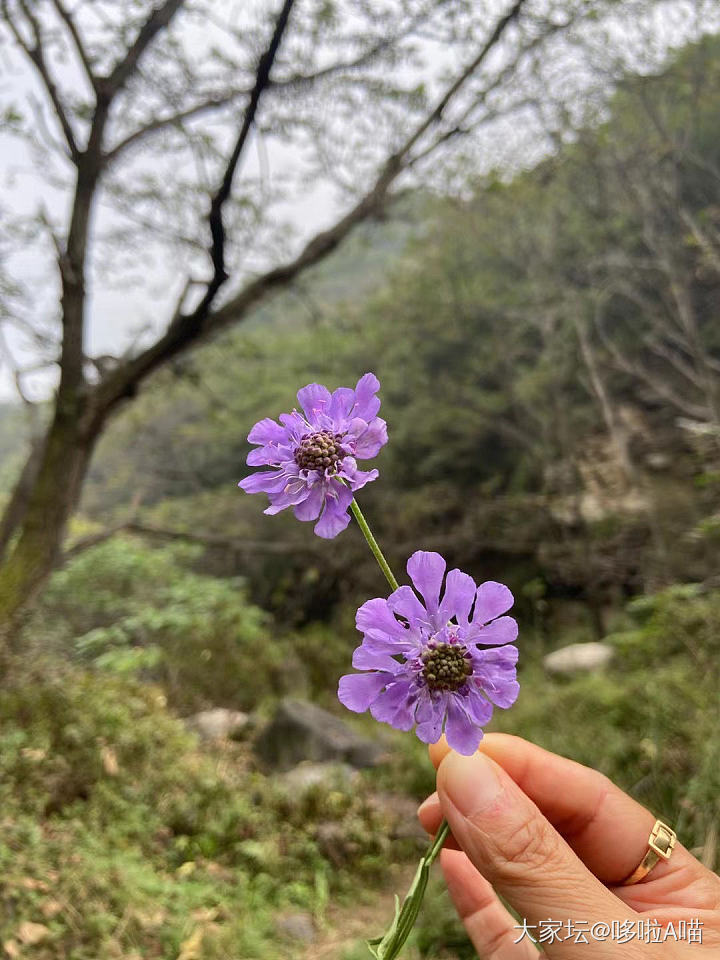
left=439, top=752, right=505, bottom=818
left=417, top=791, right=439, bottom=820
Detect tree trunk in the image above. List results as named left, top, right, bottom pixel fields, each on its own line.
left=0, top=400, right=96, bottom=654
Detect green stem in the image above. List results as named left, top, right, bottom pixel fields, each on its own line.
left=425, top=819, right=451, bottom=867
left=349, top=498, right=399, bottom=591
left=348, top=496, right=450, bottom=959
left=367, top=821, right=451, bottom=960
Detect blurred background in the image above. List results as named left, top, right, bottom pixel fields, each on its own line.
left=1, top=0, right=719, bottom=956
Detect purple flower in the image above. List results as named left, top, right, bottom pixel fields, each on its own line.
left=239, top=374, right=387, bottom=539
left=338, top=551, right=519, bottom=755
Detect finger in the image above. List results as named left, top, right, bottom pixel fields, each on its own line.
left=440, top=848, right=539, bottom=960
left=437, top=750, right=633, bottom=955
left=430, top=734, right=716, bottom=901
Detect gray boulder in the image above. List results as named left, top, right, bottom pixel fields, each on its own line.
left=544, top=642, right=615, bottom=676
left=254, top=698, right=385, bottom=771
left=275, top=912, right=316, bottom=943
left=281, top=761, right=358, bottom=794
left=185, top=708, right=249, bottom=741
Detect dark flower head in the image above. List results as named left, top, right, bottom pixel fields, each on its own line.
left=338, top=551, right=519, bottom=755
left=239, top=374, right=387, bottom=538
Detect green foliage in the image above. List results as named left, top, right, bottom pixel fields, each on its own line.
left=31, top=537, right=293, bottom=712
left=63, top=36, right=720, bottom=623
left=0, top=668, right=414, bottom=959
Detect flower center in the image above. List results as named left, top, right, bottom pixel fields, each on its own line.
left=294, top=430, right=344, bottom=472
left=421, top=641, right=472, bottom=692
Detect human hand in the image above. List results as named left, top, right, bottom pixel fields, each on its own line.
left=417, top=734, right=720, bottom=958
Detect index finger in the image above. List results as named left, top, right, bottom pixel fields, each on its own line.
left=427, top=734, right=717, bottom=905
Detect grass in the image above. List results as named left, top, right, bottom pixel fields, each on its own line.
left=2, top=582, right=719, bottom=958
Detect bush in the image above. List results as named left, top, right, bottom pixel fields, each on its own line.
left=0, top=667, right=415, bottom=959
left=29, top=537, right=299, bottom=713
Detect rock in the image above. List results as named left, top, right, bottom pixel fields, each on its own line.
left=281, top=761, right=357, bottom=794
left=314, top=822, right=360, bottom=866
left=544, top=642, right=615, bottom=676
left=275, top=912, right=316, bottom=943
left=368, top=791, right=427, bottom=842
left=185, top=708, right=249, bottom=741
left=646, top=451, right=671, bottom=470
left=254, top=698, right=385, bottom=771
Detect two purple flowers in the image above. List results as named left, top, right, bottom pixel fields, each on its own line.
left=240, top=374, right=519, bottom=755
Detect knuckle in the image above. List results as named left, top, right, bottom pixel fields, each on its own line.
left=491, top=814, right=559, bottom=880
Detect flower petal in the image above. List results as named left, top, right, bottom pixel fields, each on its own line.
left=414, top=691, right=447, bottom=744
left=314, top=482, right=353, bottom=538
left=461, top=688, right=494, bottom=727
left=297, top=384, right=331, bottom=425
left=338, top=672, right=390, bottom=712
left=474, top=581, right=514, bottom=625
left=387, top=585, right=430, bottom=629
left=352, top=642, right=404, bottom=672
left=439, top=569, right=477, bottom=626
left=248, top=417, right=289, bottom=446
left=407, top=551, right=446, bottom=616
left=280, top=410, right=311, bottom=440
left=352, top=417, right=388, bottom=459
left=473, top=645, right=519, bottom=669
left=347, top=466, right=378, bottom=491
left=444, top=696, right=483, bottom=756
left=247, top=444, right=293, bottom=466
left=352, top=373, right=381, bottom=421
left=469, top=616, right=518, bottom=646
left=238, top=469, right=286, bottom=494
left=482, top=677, right=520, bottom=709
left=328, top=386, right=356, bottom=423
left=356, top=598, right=410, bottom=642
left=369, top=678, right=416, bottom=730
left=293, top=483, right=324, bottom=522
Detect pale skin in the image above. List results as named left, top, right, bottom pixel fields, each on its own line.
left=417, top=735, right=720, bottom=958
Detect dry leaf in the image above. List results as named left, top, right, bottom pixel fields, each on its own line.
left=191, top=907, right=218, bottom=923
left=3, top=940, right=20, bottom=958
left=177, top=927, right=203, bottom=960
left=19, top=878, right=48, bottom=892
left=18, top=922, right=50, bottom=945
left=40, top=900, right=62, bottom=920
left=101, top=746, right=119, bottom=776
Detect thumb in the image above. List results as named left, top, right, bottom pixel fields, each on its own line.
left=437, top=751, right=635, bottom=958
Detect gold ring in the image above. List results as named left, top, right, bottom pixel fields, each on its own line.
left=621, top=819, right=677, bottom=886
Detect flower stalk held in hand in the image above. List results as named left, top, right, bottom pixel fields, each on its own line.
left=240, top=374, right=519, bottom=958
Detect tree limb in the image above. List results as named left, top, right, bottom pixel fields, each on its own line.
left=103, top=29, right=408, bottom=164
left=195, top=0, right=297, bottom=318
left=49, top=0, right=98, bottom=92
left=61, top=521, right=300, bottom=563
left=2, top=0, right=80, bottom=161
left=95, top=0, right=527, bottom=414
left=104, top=0, right=185, bottom=98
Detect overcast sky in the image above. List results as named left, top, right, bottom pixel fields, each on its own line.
left=1, top=0, right=718, bottom=404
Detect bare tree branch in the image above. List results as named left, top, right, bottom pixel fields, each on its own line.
left=49, top=0, right=98, bottom=92
left=104, top=0, right=185, bottom=98
left=1, top=0, right=80, bottom=161
left=96, top=0, right=528, bottom=413
left=104, top=94, right=241, bottom=164
left=197, top=0, right=297, bottom=315
left=61, top=521, right=299, bottom=563
left=104, top=29, right=413, bottom=164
